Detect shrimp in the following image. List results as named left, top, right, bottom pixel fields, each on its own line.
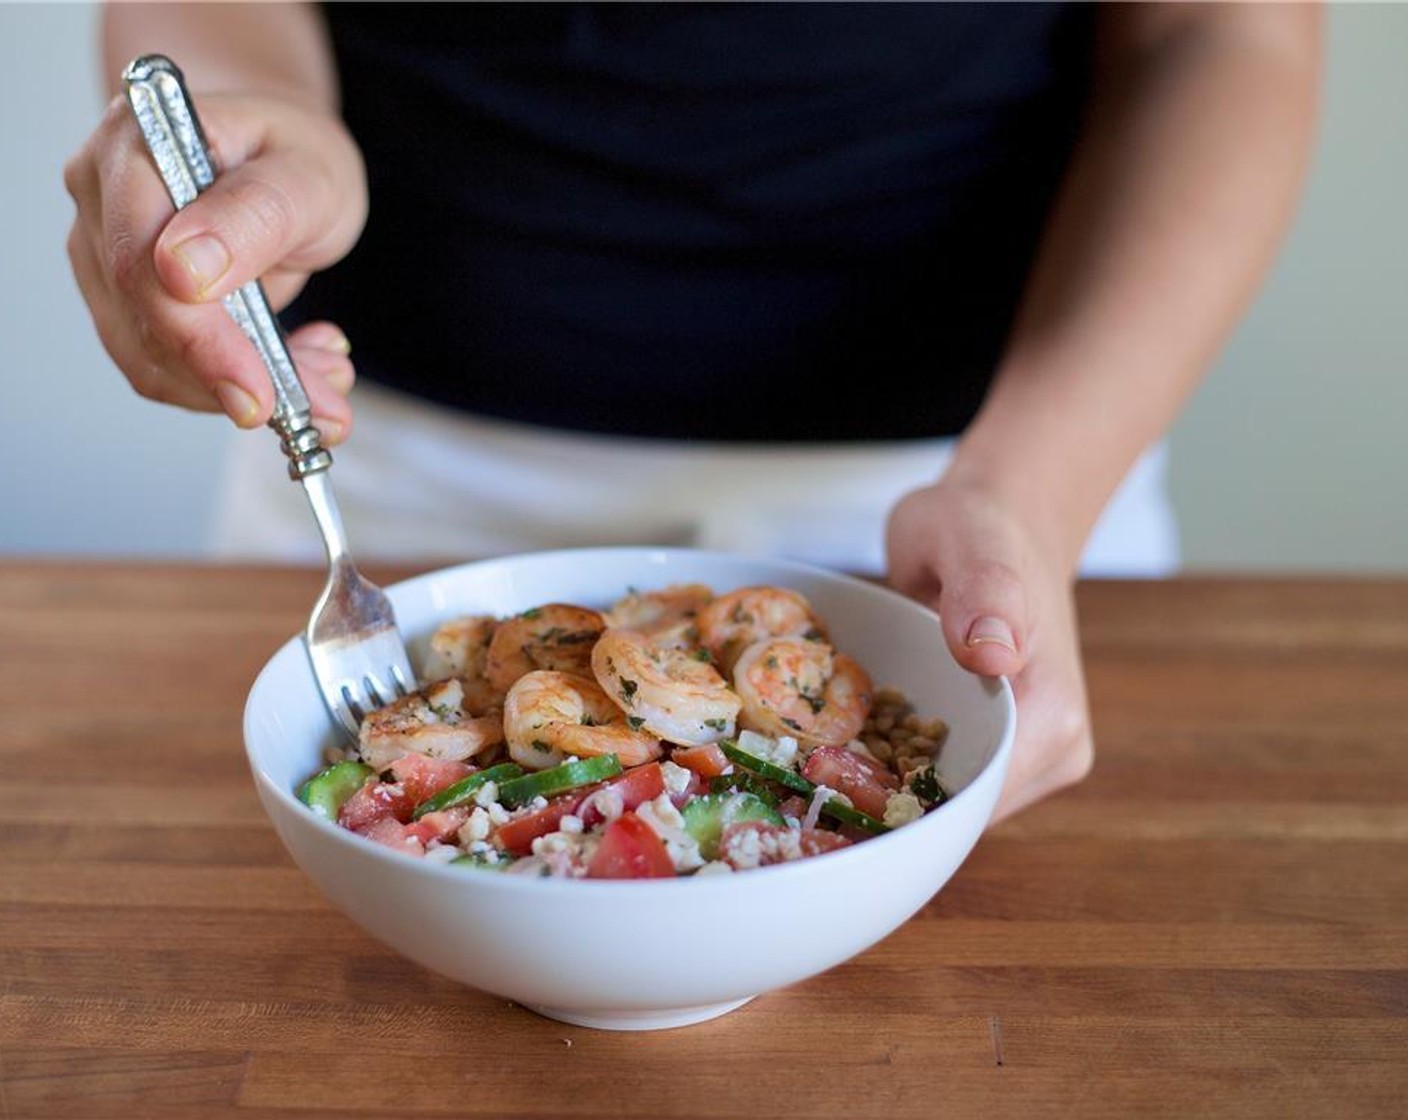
left=358, top=676, right=505, bottom=772
left=695, top=585, right=829, bottom=674
left=502, top=669, right=663, bottom=771
left=732, top=636, right=872, bottom=749
left=591, top=627, right=741, bottom=748
left=485, top=603, right=607, bottom=698
left=421, top=613, right=497, bottom=683
left=604, top=583, right=715, bottom=650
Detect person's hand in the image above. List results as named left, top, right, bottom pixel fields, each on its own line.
left=885, top=473, right=1093, bottom=824
left=64, top=90, right=368, bottom=443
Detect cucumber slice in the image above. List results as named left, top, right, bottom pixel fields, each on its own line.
left=497, top=753, right=623, bottom=808
left=718, top=740, right=813, bottom=795
left=819, top=798, right=891, bottom=836
left=717, top=739, right=892, bottom=836
left=681, top=792, right=785, bottom=860
left=411, top=762, right=525, bottom=820
left=297, top=759, right=374, bottom=821
left=707, top=772, right=780, bottom=806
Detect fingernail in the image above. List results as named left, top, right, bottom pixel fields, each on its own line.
left=215, top=380, right=260, bottom=427
left=322, top=331, right=352, bottom=355
left=170, top=233, right=231, bottom=295
left=966, top=615, right=1016, bottom=653
left=324, top=364, right=355, bottom=393
left=316, top=417, right=345, bottom=444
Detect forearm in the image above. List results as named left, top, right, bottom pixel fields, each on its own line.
left=101, top=0, right=339, bottom=112
left=952, top=2, right=1323, bottom=571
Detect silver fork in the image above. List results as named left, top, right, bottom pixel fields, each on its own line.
left=123, top=54, right=415, bottom=743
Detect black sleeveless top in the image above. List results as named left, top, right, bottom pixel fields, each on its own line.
left=290, top=2, right=1094, bottom=441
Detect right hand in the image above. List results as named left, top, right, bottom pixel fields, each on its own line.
left=64, top=90, right=369, bottom=444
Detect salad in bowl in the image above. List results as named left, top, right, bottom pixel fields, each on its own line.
left=244, top=547, right=1014, bottom=1030
left=297, top=580, right=954, bottom=878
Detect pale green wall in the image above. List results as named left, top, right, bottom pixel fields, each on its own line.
left=1168, top=2, right=1408, bottom=572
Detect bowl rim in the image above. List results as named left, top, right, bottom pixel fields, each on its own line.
left=244, top=546, right=1017, bottom=897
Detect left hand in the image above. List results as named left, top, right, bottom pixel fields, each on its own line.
left=885, top=473, right=1093, bottom=824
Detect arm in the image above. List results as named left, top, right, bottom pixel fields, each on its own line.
left=958, top=1, right=1323, bottom=569
left=887, top=1, right=1323, bottom=820
left=65, top=1, right=366, bottom=438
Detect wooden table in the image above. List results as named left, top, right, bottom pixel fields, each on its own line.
left=1, top=562, right=1405, bottom=1119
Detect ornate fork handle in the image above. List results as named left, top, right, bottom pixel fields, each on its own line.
left=122, top=53, right=331, bottom=481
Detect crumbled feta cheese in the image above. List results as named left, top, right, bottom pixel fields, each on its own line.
left=472, top=781, right=499, bottom=808
left=487, top=801, right=511, bottom=826
left=639, top=794, right=687, bottom=834
left=559, top=814, right=584, bottom=834
left=458, top=807, right=492, bottom=844
left=720, top=823, right=806, bottom=870
left=883, top=790, right=925, bottom=828
left=579, top=785, right=625, bottom=823
left=694, top=860, right=735, bottom=876
left=635, top=792, right=705, bottom=873
left=532, top=831, right=575, bottom=856
left=660, top=760, right=694, bottom=798
left=423, top=843, right=460, bottom=864
left=737, top=729, right=799, bottom=770
left=528, top=795, right=549, bottom=811
left=530, top=829, right=600, bottom=878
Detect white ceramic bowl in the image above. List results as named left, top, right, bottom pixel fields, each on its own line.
left=244, top=547, right=1015, bottom=1031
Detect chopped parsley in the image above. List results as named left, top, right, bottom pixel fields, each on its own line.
left=907, top=765, right=947, bottom=806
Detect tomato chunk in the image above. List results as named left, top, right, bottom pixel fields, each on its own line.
left=587, top=812, right=675, bottom=879
left=669, top=743, right=730, bottom=779
left=404, top=806, right=472, bottom=845
left=666, top=767, right=705, bottom=809
left=357, top=804, right=471, bottom=855
left=493, top=795, right=586, bottom=856
left=360, top=816, right=426, bottom=856
left=801, top=745, right=899, bottom=820
left=575, top=761, right=667, bottom=827
left=338, top=779, right=416, bottom=832
left=389, top=754, right=475, bottom=804
left=494, top=761, right=667, bottom=855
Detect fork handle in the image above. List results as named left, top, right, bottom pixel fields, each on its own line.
left=122, top=54, right=331, bottom=481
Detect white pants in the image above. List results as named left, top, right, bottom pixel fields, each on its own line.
left=210, top=382, right=1180, bottom=577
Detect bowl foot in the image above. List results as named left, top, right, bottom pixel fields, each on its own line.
left=520, top=995, right=755, bottom=1031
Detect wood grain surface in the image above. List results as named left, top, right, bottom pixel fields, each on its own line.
left=1, top=562, right=1405, bottom=1119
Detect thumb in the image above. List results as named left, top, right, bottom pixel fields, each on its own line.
left=935, top=547, right=1030, bottom=682
left=152, top=147, right=359, bottom=306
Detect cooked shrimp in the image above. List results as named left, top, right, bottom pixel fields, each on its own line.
left=503, top=669, right=663, bottom=771
left=421, top=613, right=497, bottom=683
left=732, top=636, right=872, bottom=749
left=604, top=583, right=715, bottom=649
left=695, top=585, right=829, bottom=674
left=358, top=676, right=505, bottom=771
left=591, top=627, right=740, bottom=747
left=485, top=603, right=607, bottom=698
